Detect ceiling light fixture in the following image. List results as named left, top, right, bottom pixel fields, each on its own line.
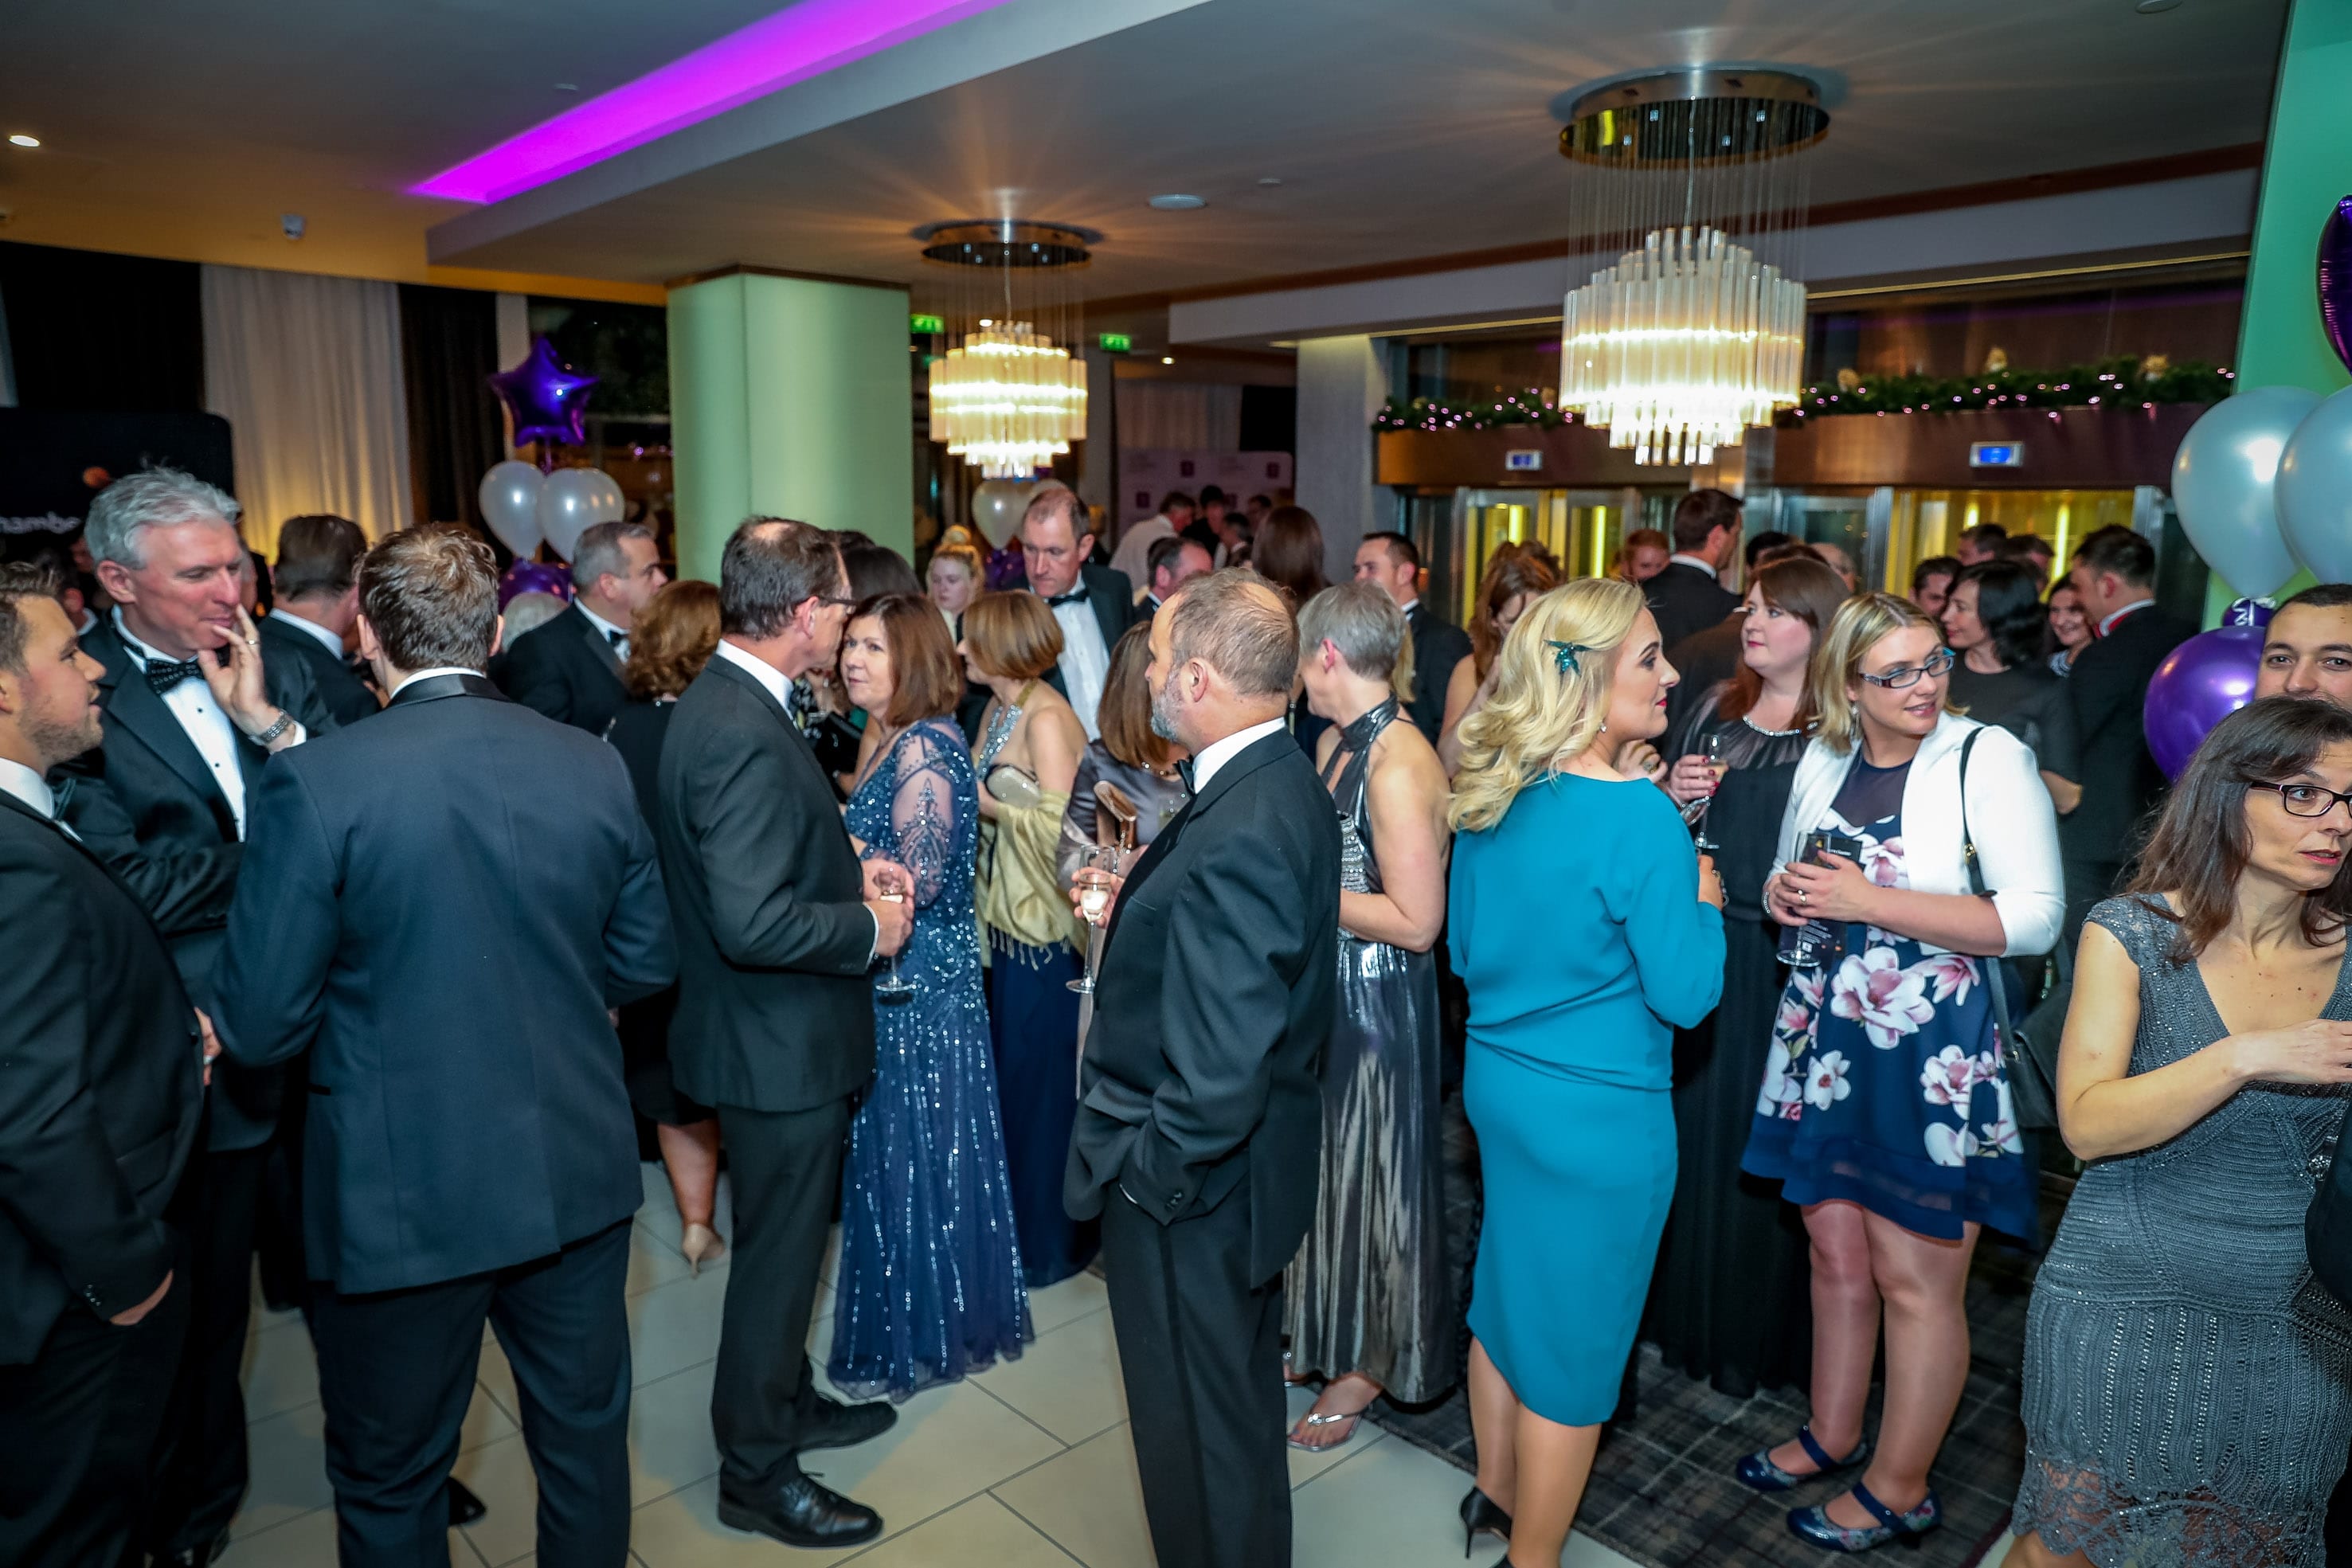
left=1554, top=67, right=1826, bottom=464
left=413, top=0, right=1019, bottom=204
left=916, top=220, right=1094, bottom=479
left=7, top=135, right=39, bottom=148
left=2135, top=0, right=2185, bottom=11
left=1148, top=194, right=1207, bottom=211
left=1161, top=356, right=1175, bottom=366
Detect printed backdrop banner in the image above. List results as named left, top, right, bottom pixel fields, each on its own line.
left=1118, top=448, right=1293, bottom=529
left=0, top=409, right=235, bottom=545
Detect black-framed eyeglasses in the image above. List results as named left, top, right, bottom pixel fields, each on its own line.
left=2246, top=780, right=2352, bottom=818
left=1859, top=647, right=1955, bottom=690
left=814, top=593, right=857, bottom=611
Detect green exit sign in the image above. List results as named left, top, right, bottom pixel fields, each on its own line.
left=1098, top=332, right=1132, bottom=354
left=909, top=312, right=945, bottom=335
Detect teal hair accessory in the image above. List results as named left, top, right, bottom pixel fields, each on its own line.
left=1546, top=639, right=1595, bottom=675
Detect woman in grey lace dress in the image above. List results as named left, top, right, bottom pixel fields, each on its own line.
left=1282, top=584, right=1458, bottom=1450
left=2011, top=698, right=2352, bottom=1567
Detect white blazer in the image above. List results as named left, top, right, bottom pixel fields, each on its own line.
left=1772, top=710, right=2064, bottom=959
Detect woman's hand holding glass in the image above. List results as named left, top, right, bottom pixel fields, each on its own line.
left=1666, top=753, right=1721, bottom=807
left=1777, top=851, right=1877, bottom=925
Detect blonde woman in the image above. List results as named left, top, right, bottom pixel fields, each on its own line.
left=1740, top=593, right=2062, bottom=1553
left=1446, top=577, right=1726, bottom=1565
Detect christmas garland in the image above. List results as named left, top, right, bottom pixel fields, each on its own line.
left=1370, top=356, right=2230, bottom=435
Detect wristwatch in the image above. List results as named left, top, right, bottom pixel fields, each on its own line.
left=249, top=710, right=295, bottom=746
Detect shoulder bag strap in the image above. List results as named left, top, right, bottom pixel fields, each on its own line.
left=1956, top=727, right=2017, bottom=1041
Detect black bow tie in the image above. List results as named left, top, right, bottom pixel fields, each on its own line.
left=1045, top=588, right=1089, bottom=608
left=1176, top=757, right=1197, bottom=795
left=145, top=657, right=205, bottom=695
left=606, top=628, right=625, bottom=648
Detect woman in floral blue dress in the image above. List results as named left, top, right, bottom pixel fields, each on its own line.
left=829, top=593, right=1031, bottom=1399
left=1740, top=594, right=2064, bottom=1554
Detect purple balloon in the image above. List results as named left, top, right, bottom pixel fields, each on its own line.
left=497, top=559, right=573, bottom=609
left=487, top=336, right=600, bottom=451
left=2324, top=194, right=2352, bottom=378
left=2144, top=624, right=2264, bottom=780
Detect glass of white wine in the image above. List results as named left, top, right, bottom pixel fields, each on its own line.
left=873, top=869, right=916, bottom=1004
left=1066, top=845, right=1125, bottom=996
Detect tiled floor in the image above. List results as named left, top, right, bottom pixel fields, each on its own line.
left=215, top=1167, right=1648, bottom=1566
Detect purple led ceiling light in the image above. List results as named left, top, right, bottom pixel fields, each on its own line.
left=414, top=0, right=1016, bottom=205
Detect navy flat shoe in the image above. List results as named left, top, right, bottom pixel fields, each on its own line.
left=1787, top=1482, right=1940, bottom=1552
left=1734, top=1425, right=1871, bottom=1493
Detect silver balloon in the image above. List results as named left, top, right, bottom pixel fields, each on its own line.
left=477, top=461, right=545, bottom=557
left=2171, top=385, right=2319, bottom=598
left=969, top=479, right=1035, bottom=549
left=537, top=467, right=613, bottom=561
left=2277, top=385, right=2352, bottom=584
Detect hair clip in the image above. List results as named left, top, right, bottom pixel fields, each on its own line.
left=1546, top=639, right=1595, bottom=675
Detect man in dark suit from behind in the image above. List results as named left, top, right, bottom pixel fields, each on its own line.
left=1646, top=488, right=1745, bottom=651
left=260, top=513, right=380, bottom=727
left=1020, top=488, right=1136, bottom=740
left=495, top=518, right=668, bottom=734
left=656, top=518, right=914, bottom=1548
left=211, top=527, right=675, bottom=1567
left=1353, top=529, right=1471, bottom=745
left=60, top=466, right=338, bottom=1566
left=0, top=565, right=205, bottom=1568
left=1066, top=570, right=1343, bottom=1567
left=1143, top=531, right=1215, bottom=617
left=2058, top=525, right=2194, bottom=938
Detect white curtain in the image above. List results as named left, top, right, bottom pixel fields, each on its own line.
left=1116, top=380, right=1242, bottom=452
left=202, top=264, right=414, bottom=553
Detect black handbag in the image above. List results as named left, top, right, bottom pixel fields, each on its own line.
left=2307, top=1101, right=2352, bottom=1305
left=1956, top=729, right=2063, bottom=1132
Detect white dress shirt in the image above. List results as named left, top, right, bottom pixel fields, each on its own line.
left=578, top=600, right=629, bottom=660
left=1188, top=716, right=1289, bottom=796
left=389, top=665, right=484, bottom=698
left=0, top=757, right=75, bottom=839
left=1051, top=595, right=1112, bottom=742
left=2096, top=599, right=2156, bottom=639
left=268, top=606, right=345, bottom=658
left=113, top=612, right=304, bottom=840
left=714, top=639, right=879, bottom=957
left=1667, top=553, right=1721, bottom=580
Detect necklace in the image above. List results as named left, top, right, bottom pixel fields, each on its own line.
left=977, top=680, right=1035, bottom=771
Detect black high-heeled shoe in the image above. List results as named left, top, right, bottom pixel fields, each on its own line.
left=1459, top=1486, right=1511, bottom=1558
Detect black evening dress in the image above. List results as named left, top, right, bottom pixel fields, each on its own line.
left=1283, top=698, right=1458, bottom=1402
left=605, top=696, right=713, bottom=1128
left=1642, top=683, right=1813, bottom=1397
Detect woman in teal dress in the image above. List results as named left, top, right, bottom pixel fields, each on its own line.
left=1447, top=577, right=1727, bottom=1566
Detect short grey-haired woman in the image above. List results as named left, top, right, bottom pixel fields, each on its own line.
left=1282, top=582, right=1460, bottom=1451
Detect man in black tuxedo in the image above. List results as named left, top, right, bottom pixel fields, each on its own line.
left=57, top=467, right=339, bottom=1566
left=1066, top=570, right=1343, bottom=1567
left=213, top=527, right=675, bottom=1567
left=0, top=566, right=205, bottom=1568
left=260, top=512, right=380, bottom=727
left=1645, top=488, right=1744, bottom=651
left=495, top=518, right=667, bottom=734
left=1143, top=532, right=1215, bottom=617
left=1020, top=487, right=1135, bottom=739
left=656, top=518, right=914, bottom=1549
left=2059, top=525, right=2194, bottom=938
left=1353, top=529, right=1472, bottom=744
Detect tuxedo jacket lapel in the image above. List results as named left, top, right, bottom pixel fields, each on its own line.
left=90, top=632, right=235, bottom=832
left=582, top=616, right=624, bottom=677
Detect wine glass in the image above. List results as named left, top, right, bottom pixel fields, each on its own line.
left=1067, top=845, right=1125, bottom=996
left=873, top=869, right=916, bottom=1004
left=1690, top=730, right=1728, bottom=853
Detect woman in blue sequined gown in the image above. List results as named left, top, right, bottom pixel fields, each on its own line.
left=828, top=594, right=1031, bottom=1400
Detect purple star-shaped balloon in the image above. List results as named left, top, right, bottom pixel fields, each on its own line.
left=487, top=336, right=599, bottom=451
left=2322, top=194, right=2352, bottom=379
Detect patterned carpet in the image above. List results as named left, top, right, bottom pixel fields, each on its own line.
left=1356, top=1095, right=2042, bottom=1568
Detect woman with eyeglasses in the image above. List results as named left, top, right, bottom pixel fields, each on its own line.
left=1740, top=594, right=2064, bottom=1553
left=2007, top=697, right=2352, bottom=1568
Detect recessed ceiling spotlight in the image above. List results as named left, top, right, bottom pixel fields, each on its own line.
left=7, top=135, right=39, bottom=148
left=553, top=82, right=581, bottom=93
left=1148, top=194, right=1206, bottom=211
left=1256, top=177, right=1282, bottom=186
left=2134, top=0, right=2182, bottom=10
left=1160, top=355, right=1175, bottom=366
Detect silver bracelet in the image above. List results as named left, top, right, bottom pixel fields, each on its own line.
left=249, top=711, right=295, bottom=746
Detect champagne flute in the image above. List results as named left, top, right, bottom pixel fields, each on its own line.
left=873, top=868, right=916, bottom=1004
left=1690, top=730, right=1728, bottom=853
left=1067, top=845, right=1125, bottom=996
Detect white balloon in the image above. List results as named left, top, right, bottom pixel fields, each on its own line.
left=478, top=461, right=545, bottom=557
left=584, top=467, right=625, bottom=522
left=537, top=467, right=612, bottom=561
left=2170, top=385, right=2320, bottom=598
left=970, top=479, right=1035, bottom=549
left=2277, top=385, right=2352, bottom=584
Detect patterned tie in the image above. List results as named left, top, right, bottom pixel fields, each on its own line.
left=145, top=657, right=205, bottom=695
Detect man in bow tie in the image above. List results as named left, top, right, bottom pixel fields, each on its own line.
left=1019, top=487, right=1135, bottom=741
left=495, top=518, right=667, bottom=735
left=59, top=466, right=345, bottom=1566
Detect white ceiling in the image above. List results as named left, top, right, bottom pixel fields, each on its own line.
left=0, top=0, right=2288, bottom=311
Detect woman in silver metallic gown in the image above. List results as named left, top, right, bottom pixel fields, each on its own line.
left=2010, top=698, right=2352, bottom=1568
left=1284, top=583, right=1459, bottom=1449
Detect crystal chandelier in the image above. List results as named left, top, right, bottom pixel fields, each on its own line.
left=927, top=319, right=1089, bottom=479
left=1555, top=68, right=1829, bottom=465
left=916, top=220, right=1094, bottom=478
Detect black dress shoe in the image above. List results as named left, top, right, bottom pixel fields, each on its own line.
left=799, top=1392, right=898, bottom=1451
left=446, top=1477, right=487, bottom=1527
left=717, top=1468, right=882, bottom=1548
